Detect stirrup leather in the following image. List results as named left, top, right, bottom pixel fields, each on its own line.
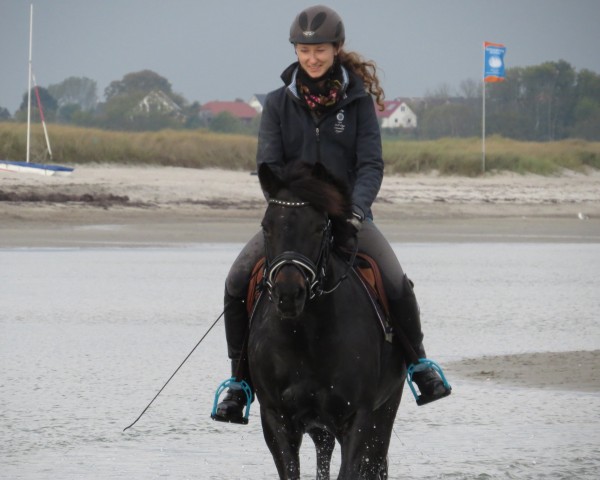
left=210, top=378, right=252, bottom=424
left=407, top=358, right=452, bottom=406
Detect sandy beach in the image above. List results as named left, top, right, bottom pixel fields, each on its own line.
left=447, top=350, right=599, bottom=393
left=1, top=164, right=600, bottom=246
left=1, top=165, right=599, bottom=393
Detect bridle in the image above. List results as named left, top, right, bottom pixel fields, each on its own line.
left=264, top=198, right=332, bottom=300
left=263, top=198, right=357, bottom=301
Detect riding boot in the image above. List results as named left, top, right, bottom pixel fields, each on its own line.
left=213, top=291, right=254, bottom=424
left=213, top=358, right=254, bottom=424
left=389, top=274, right=451, bottom=405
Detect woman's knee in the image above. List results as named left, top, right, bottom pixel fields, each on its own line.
left=225, top=231, right=264, bottom=298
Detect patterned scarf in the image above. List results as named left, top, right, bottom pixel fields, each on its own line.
left=296, top=63, right=344, bottom=117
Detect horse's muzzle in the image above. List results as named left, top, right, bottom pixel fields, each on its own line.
left=270, top=266, right=309, bottom=319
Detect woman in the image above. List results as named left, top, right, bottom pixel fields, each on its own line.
left=213, top=5, right=450, bottom=424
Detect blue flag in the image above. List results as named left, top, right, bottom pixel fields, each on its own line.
left=484, top=42, right=506, bottom=82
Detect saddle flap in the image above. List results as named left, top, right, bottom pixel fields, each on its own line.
left=247, top=257, right=266, bottom=316
left=354, top=253, right=391, bottom=318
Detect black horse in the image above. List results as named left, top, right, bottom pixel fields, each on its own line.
left=247, top=162, right=406, bottom=479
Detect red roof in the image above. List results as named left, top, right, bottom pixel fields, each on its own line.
left=201, top=101, right=258, bottom=120
left=375, top=100, right=405, bottom=119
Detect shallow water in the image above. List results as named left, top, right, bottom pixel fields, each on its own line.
left=1, top=243, right=599, bottom=479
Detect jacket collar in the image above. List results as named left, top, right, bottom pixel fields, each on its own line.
left=281, top=62, right=351, bottom=101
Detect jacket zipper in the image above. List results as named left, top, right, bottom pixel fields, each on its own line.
left=315, top=127, right=321, bottom=164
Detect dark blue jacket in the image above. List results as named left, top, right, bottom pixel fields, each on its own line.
left=256, top=62, right=383, bottom=219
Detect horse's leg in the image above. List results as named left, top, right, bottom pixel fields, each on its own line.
left=260, top=407, right=303, bottom=480
left=377, top=457, right=388, bottom=480
left=308, top=427, right=335, bottom=480
left=337, top=397, right=400, bottom=480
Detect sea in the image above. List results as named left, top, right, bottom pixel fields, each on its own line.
left=1, top=242, right=599, bottom=479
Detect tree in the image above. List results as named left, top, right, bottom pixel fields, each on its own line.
left=47, top=76, right=98, bottom=112
left=0, top=106, right=11, bottom=120
left=104, top=70, right=173, bottom=101
left=570, top=69, right=600, bottom=140
left=16, top=87, right=58, bottom=122
left=97, top=70, right=187, bottom=130
left=458, top=78, right=480, bottom=100
left=486, top=61, right=578, bottom=141
left=420, top=102, right=478, bottom=138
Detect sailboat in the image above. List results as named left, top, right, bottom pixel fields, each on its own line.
left=0, top=4, right=74, bottom=177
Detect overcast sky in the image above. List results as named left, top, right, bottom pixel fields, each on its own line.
left=1, top=0, right=599, bottom=113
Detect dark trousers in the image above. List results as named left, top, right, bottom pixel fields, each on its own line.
left=224, top=220, right=422, bottom=360
left=226, top=220, right=408, bottom=300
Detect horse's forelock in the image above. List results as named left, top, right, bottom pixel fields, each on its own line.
left=274, top=163, right=355, bottom=246
left=287, top=176, right=350, bottom=219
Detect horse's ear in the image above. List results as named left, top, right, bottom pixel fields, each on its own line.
left=258, top=163, right=283, bottom=197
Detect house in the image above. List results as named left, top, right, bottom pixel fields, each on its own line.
left=136, top=90, right=182, bottom=115
left=376, top=99, right=417, bottom=129
left=201, top=100, right=258, bottom=122
left=248, top=94, right=267, bottom=113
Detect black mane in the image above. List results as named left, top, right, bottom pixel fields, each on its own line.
left=270, top=162, right=355, bottom=245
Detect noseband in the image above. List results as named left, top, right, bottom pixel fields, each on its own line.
left=264, top=198, right=333, bottom=300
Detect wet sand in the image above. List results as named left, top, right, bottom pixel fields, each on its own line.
left=1, top=165, right=600, bottom=392
left=1, top=165, right=600, bottom=246
left=447, top=350, right=600, bottom=393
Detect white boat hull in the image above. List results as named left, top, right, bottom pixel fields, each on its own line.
left=0, top=160, right=74, bottom=177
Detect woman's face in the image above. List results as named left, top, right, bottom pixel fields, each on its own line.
left=295, top=43, right=337, bottom=79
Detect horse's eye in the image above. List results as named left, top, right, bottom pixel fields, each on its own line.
left=261, top=222, right=271, bottom=237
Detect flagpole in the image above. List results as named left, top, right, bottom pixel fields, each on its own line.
left=482, top=41, right=506, bottom=175
left=481, top=43, right=485, bottom=173
left=482, top=45, right=486, bottom=174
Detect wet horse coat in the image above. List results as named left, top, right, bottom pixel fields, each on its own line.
left=247, top=163, right=406, bottom=479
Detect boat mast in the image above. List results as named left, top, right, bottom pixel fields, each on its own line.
left=26, top=4, right=33, bottom=164
left=32, top=74, right=53, bottom=160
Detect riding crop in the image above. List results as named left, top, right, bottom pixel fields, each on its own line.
left=123, top=309, right=225, bottom=432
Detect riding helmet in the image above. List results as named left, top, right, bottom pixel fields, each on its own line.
left=289, top=5, right=345, bottom=46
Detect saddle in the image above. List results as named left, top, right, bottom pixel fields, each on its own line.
left=246, top=253, right=393, bottom=341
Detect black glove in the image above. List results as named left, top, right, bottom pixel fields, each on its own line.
left=347, top=205, right=364, bottom=233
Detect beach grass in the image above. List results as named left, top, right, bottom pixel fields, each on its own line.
left=0, top=123, right=256, bottom=170
left=2, top=123, right=600, bottom=175
left=383, top=136, right=600, bottom=175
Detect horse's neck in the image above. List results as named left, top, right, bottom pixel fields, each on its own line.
left=323, top=250, right=352, bottom=290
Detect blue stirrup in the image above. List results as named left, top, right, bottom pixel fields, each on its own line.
left=211, top=378, right=253, bottom=424
left=407, top=358, right=452, bottom=406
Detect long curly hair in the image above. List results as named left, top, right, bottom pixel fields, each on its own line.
left=338, top=49, right=385, bottom=111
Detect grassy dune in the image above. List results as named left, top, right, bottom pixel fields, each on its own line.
left=384, top=136, right=600, bottom=175
left=2, top=123, right=600, bottom=175
left=0, top=123, right=257, bottom=170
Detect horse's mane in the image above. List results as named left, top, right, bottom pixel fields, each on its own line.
left=276, top=163, right=355, bottom=245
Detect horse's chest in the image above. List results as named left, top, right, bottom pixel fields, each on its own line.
left=251, top=331, right=374, bottom=417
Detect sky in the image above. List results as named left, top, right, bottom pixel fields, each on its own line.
left=1, top=0, right=600, bottom=113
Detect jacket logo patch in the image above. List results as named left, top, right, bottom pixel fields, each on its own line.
left=334, top=110, right=345, bottom=134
